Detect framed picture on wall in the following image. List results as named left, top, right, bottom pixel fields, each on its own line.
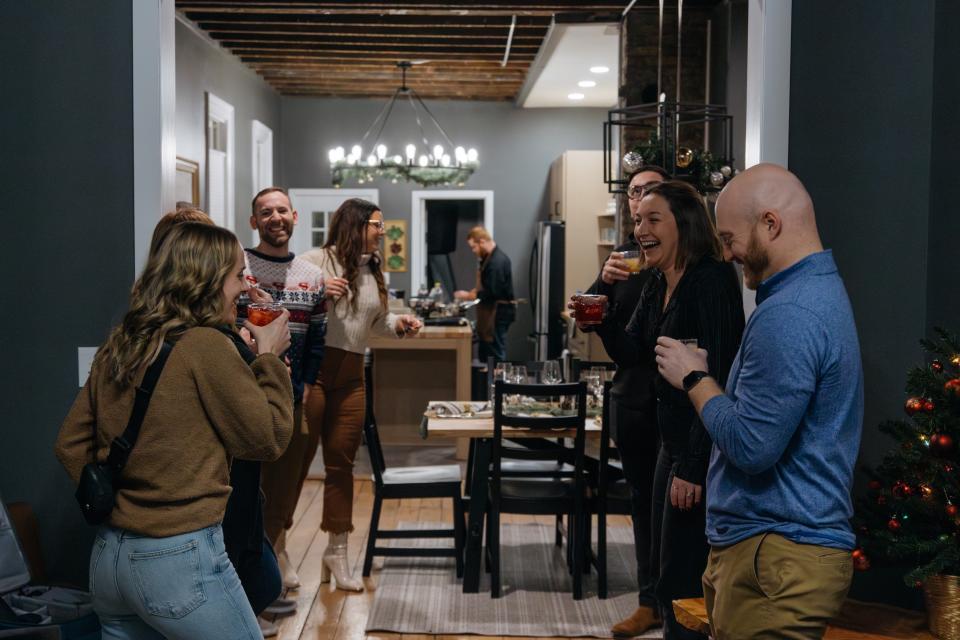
left=383, top=220, right=407, bottom=272
left=175, top=156, right=200, bottom=207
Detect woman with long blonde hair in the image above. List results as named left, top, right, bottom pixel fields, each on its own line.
left=301, top=198, right=421, bottom=590
left=56, top=222, right=294, bottom=639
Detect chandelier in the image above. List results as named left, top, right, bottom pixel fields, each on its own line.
left=328, top=62, right=479, bottom=188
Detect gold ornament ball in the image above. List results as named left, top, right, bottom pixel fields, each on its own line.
left=676, top=147, right=694, bottom=169
left=951, top=354, right=960, bottom=367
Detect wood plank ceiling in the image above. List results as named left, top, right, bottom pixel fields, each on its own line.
left=175, top=0, right=634, bottom=101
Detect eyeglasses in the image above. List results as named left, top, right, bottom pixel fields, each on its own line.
left=367, top=220, right=385, bottom=231
left=626, top=182, right=661, bottom=200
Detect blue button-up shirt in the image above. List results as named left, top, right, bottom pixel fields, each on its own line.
left=701, top=250, right=863, bottom=549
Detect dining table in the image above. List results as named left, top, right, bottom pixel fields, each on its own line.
left=422, top=401, right=602, bottom=593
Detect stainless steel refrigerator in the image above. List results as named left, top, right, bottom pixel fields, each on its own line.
left=529, top=220, right=565, bottom=360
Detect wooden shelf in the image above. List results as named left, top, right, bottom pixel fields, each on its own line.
left=597, top=212, right=615, bottom=217
left=597, top=241, right=615, bottom=247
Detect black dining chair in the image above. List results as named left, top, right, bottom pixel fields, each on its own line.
left=592, top=380, right=633, bottom=598
left=478, top=358, right=573, bottom=549
left=361, top=349, right=465, bottom=578
left=486, top=379, right=589, bottom=599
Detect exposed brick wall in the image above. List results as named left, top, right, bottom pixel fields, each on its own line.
left=617, top=6, right=714, bottom=238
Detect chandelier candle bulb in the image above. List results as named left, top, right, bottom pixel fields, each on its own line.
left=376, top=144, right=387, bottom=159
left=433, top=144, right=444, bottom=160
left=467, top=148, right=478, bottom=163
left=418, top=155, right=428, bottom=167
left=405, top=144, right=416, bottom=161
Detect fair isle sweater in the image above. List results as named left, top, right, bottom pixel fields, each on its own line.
left=239, top=249, right=326, bottom=401
left=300, top=248, right=400, bottom=354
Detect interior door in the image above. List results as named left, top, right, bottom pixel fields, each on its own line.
left=286, top=189, right=379, bottom=257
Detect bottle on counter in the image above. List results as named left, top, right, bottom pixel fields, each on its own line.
left=428, top=280, right=447, bottom=304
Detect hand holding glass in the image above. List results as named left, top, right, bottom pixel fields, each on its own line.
left=247, top=302, right=284, bottom=326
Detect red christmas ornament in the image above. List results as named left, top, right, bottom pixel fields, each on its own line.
left=892, top=481, right=912, bottom=498
left=946, top=378, right=960, bottom=397
left=905, top=397, right=924, bottom=416
left=947, top=504, right=958, bottom=517
left=915, top=580, right=924, bottom=589
left=868, top=480, right=882, bottom=491
left=852, top=548, right=863, bottom=559
left=887, top=518, right=901, bottom=532
left=931, top=433, right=955, bottom=456
left=924, top=399, right=935, bottom=412
left=877, top=495, right=887, bottom=505
left=933, top=360, right=945, bottom=373
left=854, top=555, right=871, bottom=571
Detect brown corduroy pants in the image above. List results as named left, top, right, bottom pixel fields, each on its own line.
left=261, top=347, right=366, bottom=545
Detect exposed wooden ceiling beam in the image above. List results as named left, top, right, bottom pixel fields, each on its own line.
left=178, top=2, right=627, bottom=17
left=234, top=50, right=535, bottom=61
left=199, top=23, right=548, bottom=38
left=222, top=41, right=538, bottom=53
left=182, top=12, right=552, bottom=26
left=210, top=33, right=542, bottom=46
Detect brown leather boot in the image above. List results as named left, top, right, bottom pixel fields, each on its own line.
left=611, top=606, right=662, bottom=637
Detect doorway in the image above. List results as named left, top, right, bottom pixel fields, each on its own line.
left=410, top=190, right=494, bottom=296
left=206, top=92, right=235, bottom=230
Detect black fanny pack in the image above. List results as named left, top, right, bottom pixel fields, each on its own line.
left=76, top=342, right=174, bottom=525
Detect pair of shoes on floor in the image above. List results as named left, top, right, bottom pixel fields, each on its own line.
left=262, top=597, right=297, bottom=617
left=258, top=616, right=279, bottom=638
left=278, top=548, right=300, bottom=590
left=611, top=605, right=662, bottom=637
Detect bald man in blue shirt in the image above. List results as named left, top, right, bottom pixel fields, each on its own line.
left=655, top=164, right=863, bottom=639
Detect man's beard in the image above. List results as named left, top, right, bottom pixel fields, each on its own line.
left=742, top=226, right=770, bottom=290
left=258, top=220, right=293, bottom=248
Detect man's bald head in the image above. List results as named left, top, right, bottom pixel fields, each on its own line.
left=715, top=163, right=823, bottom=288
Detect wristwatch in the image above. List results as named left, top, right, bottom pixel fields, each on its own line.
left=682, top=370, right=710, bottom=392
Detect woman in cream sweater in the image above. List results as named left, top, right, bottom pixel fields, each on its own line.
left=302, top=198, right=421, bottom=591
left=55, top=223, right=294, bottom=639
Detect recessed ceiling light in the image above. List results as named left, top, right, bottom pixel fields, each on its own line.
left=578, top=80, right=597, bottom=88
left=568, top=93, right=585, bottom=101
left=589, top=66, right=610, bottom=74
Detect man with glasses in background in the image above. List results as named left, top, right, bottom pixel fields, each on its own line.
left=570, top=165, right=670, bottom=637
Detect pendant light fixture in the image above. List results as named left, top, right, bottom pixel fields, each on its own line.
left=328, top=62, right=479, bottom=188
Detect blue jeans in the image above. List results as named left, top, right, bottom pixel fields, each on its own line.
left=90, top=525, right=261, bottom=640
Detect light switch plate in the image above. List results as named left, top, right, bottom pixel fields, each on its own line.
left=78, top=347, right=97, bottom=387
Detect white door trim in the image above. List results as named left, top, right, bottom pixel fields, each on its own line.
left=206, top=92, right=235, bottom=231
left=409, top=190, right=494, bottom=295
left=133, top=0, right=176, bottom=276
left=742, top=0, right=792, bottom=318
left=285, top=188, right=380, bottom=256
left=250, top=119, right=274, bottom=245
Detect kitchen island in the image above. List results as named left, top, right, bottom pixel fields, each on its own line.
left=368, top=324, right=473, bottom=444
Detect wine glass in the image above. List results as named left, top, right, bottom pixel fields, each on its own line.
left=511, top=365, right=528, bottom=385
left=491, top=362, right=510, bottom=404
left=588, top=366, right=606, bottom=405
left=541, top=360, right=562, bottom=385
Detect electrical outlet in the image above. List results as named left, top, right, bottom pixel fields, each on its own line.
left=78, top=347, right=97, bottom=387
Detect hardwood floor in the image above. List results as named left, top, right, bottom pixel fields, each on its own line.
left=270, top=478, right=633, bottom=640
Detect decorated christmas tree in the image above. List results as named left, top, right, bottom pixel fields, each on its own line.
left=855, top=328, right=960, bottom=586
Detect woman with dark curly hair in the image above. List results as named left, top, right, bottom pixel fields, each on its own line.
left=302, top=198, right=422, bottom=591
left=625, top=181, right=744, bottom=639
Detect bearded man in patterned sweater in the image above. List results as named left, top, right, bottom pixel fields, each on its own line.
left=238, top=187, right=328, bottom=624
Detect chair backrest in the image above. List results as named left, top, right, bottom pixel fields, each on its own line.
left=362, top=348, right=387, bottom=487
left=491, top=380, right=588, bottom=497
left=570, top=358, right=617, bottom=382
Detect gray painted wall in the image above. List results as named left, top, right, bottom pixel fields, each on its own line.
left=789, top=1, right=940, bottom=478
left=0, top=2, right=136, bottom=584
left=927, top=1, right=960, bottom=331
left=176, top=20, right=282, bottom=232
left=280, top=98, right=609, bottom=359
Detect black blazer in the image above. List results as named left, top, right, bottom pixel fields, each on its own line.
left=626, top=256, right=744, bottom=484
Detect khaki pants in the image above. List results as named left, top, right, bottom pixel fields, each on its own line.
left=702, top=532, right=852, bottom=640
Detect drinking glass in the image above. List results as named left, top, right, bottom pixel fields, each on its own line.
left=247, top=302, right=283, bottom=326
left=621, top=250, right=644, bottom=274
left=511, top=365, right=528, bottom=385
left=491, top=362, right=509, bottom=403
left=572, top=294, right=608, bottom=326
left=541, top=360, right=562, bottom=385
left=588, top=366, right=606, bottom=405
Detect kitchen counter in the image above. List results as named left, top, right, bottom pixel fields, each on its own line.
left=368, top=324, right=473, bottom=444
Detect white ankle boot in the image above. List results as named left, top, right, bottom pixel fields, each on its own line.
left=278, top=548, right=300, bottom=590
left=320, top=532, right=363, bottom=592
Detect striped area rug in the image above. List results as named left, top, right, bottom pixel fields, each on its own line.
left=366, top=522, right=662, bottom=638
